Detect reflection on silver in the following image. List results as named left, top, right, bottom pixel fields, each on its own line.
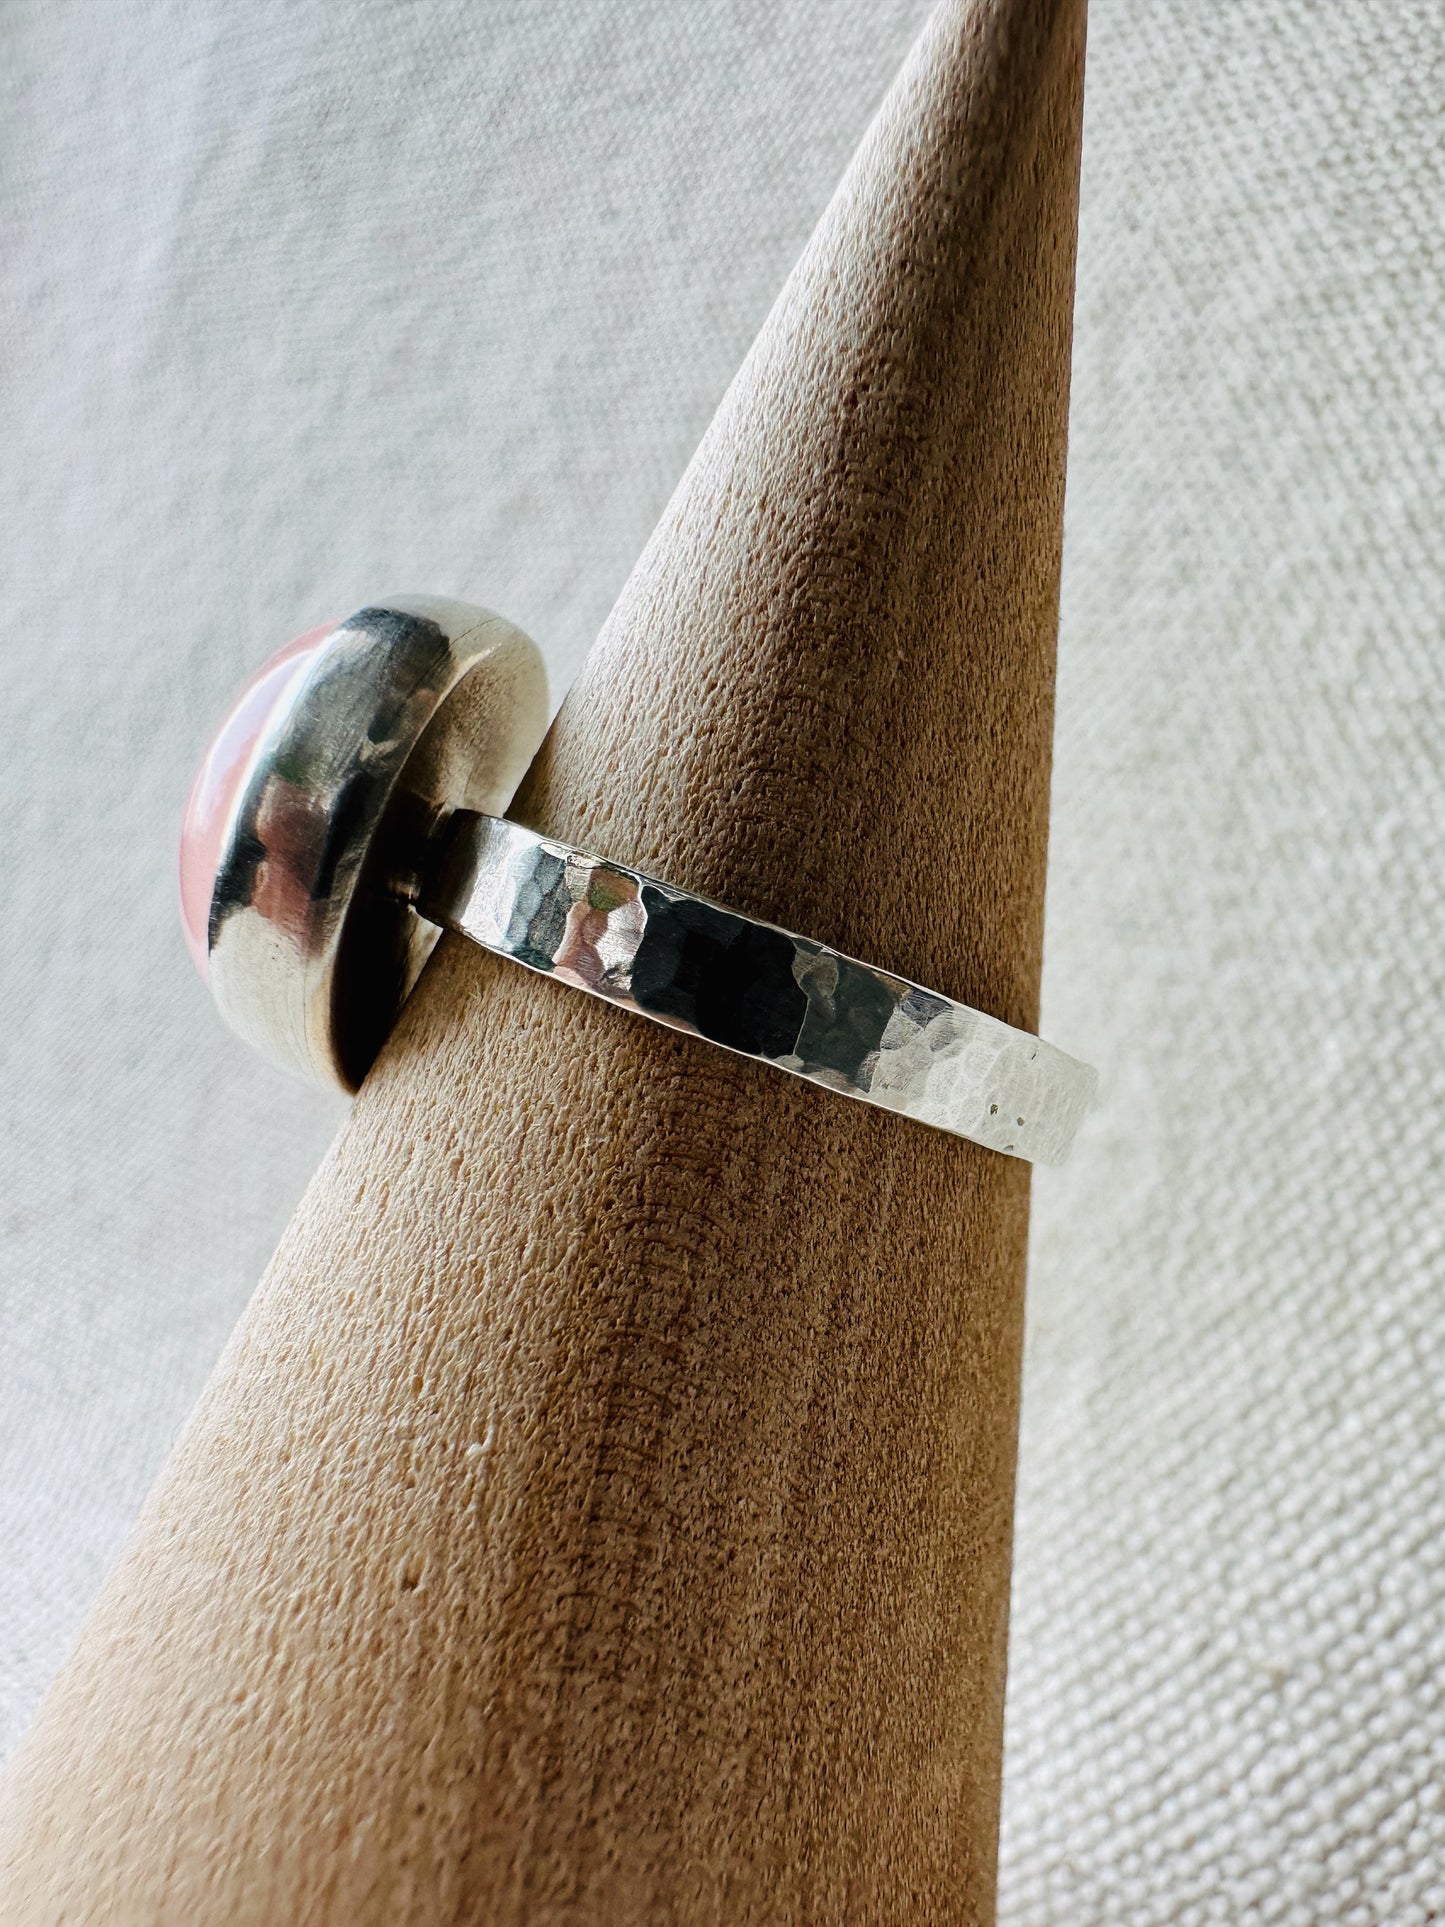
left=431, top=816, right=1095, bottom=1164
left=206, top=598, right=548, bottom=1088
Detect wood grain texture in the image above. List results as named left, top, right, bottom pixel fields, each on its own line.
left=0, top=1, right=1085, bottom=1919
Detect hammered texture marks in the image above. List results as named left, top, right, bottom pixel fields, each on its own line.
left=438, top=816, right=1094, bottom=1163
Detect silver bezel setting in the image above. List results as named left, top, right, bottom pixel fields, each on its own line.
left=206, top=596, right=548, bottom=1090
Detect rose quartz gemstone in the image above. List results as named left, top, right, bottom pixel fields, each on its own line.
left=179, top=622, right=336, bottom=981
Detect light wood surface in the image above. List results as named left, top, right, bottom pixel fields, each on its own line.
left=0, top=1, right=1085, bottom=1918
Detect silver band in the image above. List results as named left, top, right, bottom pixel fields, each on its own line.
left=430, top=814, right=1094, bottom=1165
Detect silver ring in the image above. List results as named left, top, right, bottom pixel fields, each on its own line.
left=182, top=600, right=1095, bottom=1162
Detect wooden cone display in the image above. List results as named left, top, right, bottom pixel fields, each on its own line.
left=0, top=1, right=1086, bottom=1918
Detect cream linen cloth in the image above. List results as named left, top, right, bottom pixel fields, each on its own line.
left=2, top=2, right=1440, bottom=1920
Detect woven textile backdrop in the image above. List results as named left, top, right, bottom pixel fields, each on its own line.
left=2, top=2, right=1440, bottom=1920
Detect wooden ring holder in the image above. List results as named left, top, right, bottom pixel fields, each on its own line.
left=0, top=1, right=1085, bottom=1918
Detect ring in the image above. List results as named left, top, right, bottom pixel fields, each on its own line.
left=181, top=599, right=1095, bottom=1162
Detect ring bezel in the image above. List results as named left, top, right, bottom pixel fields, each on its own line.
left=204, top=596, right=548, bottom=1090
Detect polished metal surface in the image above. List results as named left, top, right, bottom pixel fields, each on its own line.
left=431, top=815, right=1096, bottom=1163
left=205, top=598, right=548, bottom=1088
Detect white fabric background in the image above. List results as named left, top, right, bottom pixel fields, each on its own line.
left=2, top=1, right=1441, bottom=1920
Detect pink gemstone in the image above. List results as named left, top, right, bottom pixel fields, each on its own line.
left=179, top=622, right=336, bottom=981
